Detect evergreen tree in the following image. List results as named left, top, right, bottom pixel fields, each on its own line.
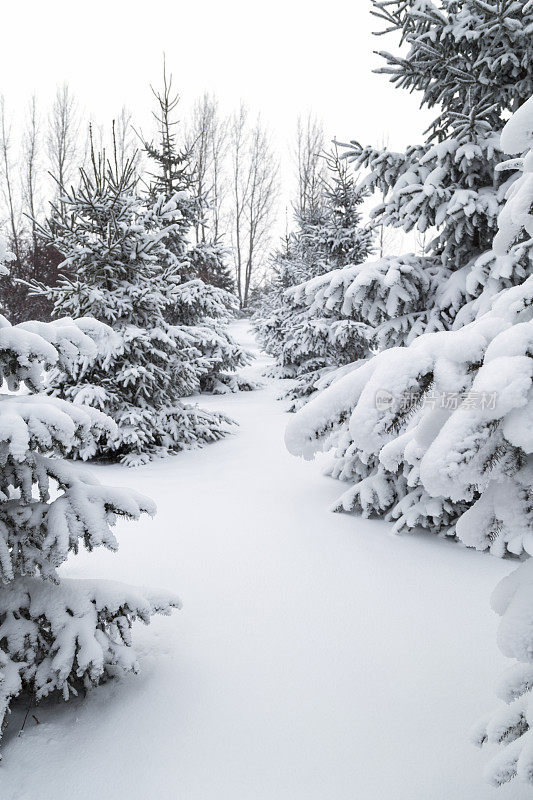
left=144, top=65, right=199, bottom=282
left=467, top=95, right=533, bottom=789
left=189, top=240, right=235, bottom=293
left=269, top=0, right=533, bottom=380
left=145, top=67, right=252, bottom=393
left=283, top=0, right=533, bottom=531
left=256, top=148, right=373, bottom=408
left=286, top=94, right=533, bottom=554
left=341, top=0, right=533, bottom=340
left=33, top=141, right=233, bottom=466
left=166, top=276, right=256, bottom=394
left=0, top=239, right=179, bottom=747
left=278, top=1, right=531, bottom=374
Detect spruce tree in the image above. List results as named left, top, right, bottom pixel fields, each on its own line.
left=285, top=0, right=532, bottom=366
left=467, top=95, right=533, bottom=789
left=286, top=93, right=533, bottom=553
left=0, top=239, right=179, bottom=747
left=272, top=1, right=533, bottom=373
left=145, top=67, right=252, bottom=393
left=283, top=0, right=533, bottom=525
left=189, top=240, right=235, bottom=293
left=34, top=141, right=233, bottom=466
left=342, top=0, right=533, bottom=337
left=256, top=149, right=373, bottom=408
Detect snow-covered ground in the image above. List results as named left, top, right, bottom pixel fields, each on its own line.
left=2, top=319, right=529, bottom=799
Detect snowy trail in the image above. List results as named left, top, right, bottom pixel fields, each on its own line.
left=2, top=320, right=529, bottom=800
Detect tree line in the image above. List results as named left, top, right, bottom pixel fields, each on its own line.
left=0, top=70, right=285, bottom=316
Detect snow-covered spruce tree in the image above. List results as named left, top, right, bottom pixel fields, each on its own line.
left=145, top=68, right=252, bottom=394
left=466, top=96, right=533, bottom=789
left=270, top=0, right=532, bottom=398
left=189, top=240, right=235, bottom=293
left=284, top=254, right=438, bottom=353
left=34, top=142, right=233, bottom=466
left=166, top=276, right=256, bottom=394
left=285, top=93, right=533, bottom=550
left=255, top=213, right=332, bottom=375
left=253, top=236, right=308, bottom=369
left=340, top=0, right=533, bottom=342
left=0, top=241, right=180, bottom=746
left=256, top=149, right=373, bottom=408
left=282, top=1, right=533, bottom=519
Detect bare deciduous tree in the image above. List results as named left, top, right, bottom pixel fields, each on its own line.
left=47, top=84, right=80, bottom=212
left=186, top=93, right=228, bottom=243
left=295, top=113, right=326, bottom=216
left=115, top=106, right=140, bottom=176
left=229, top=104, right=279, bottom=308
left=372, top=133, right=405, bottom=259
left=0, top=97, right=22, bottom=266
left=22, top=95, right=41, bottom=260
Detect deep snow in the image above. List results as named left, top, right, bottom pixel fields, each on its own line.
left=1, top=319, right=529, bottom=799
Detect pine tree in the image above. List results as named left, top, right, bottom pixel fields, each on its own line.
left=33, top=139, right=233, bottom=466
left=167, top=276, right=256, bottom=394
left=144, top=64, right=199, bottom=282
left=0, top=239, right=179, bottom=748
left=272, top=0, right=533, bottom=374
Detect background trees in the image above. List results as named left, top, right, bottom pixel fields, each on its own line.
left=254, top=137, right=374, bottom=408
left=228, top=105, right=279, bottom=308
left=186, top=93, right=228, bottom=246
left=0, top=87, right=81, bottom=323
left=294, top=113, right=326, bottom=219
left=47, top=84, right=80, bottom=215
left=0, top=73, right=286, bottom=318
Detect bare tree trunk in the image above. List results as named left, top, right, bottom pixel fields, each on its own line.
left=47, top=84, right=80, bottom=216
left=211, top=111, right=228, bottom=241
left=0, top=97, right=21, bottom=267
left=185, top=93, right=229, bottom=245
left=295, top=113, right=326, bottom=217
left=115, top=106, right=139, bottom=175
left=22, top=95, right=40, bottom=267
left=229, top=105, right=248, bottom=307
left=228, top=106, right=279, bottom=309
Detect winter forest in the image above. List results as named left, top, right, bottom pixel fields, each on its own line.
left=0, top=1, right=532, bottom=797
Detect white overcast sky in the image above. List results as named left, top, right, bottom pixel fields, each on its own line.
left=1, top=0, right=433, bottom=232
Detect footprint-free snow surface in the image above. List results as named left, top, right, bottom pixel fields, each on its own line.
left=2, top=320, right=529, bottom=799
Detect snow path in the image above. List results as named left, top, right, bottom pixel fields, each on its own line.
left=2, top=320, right=530, bottom=799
